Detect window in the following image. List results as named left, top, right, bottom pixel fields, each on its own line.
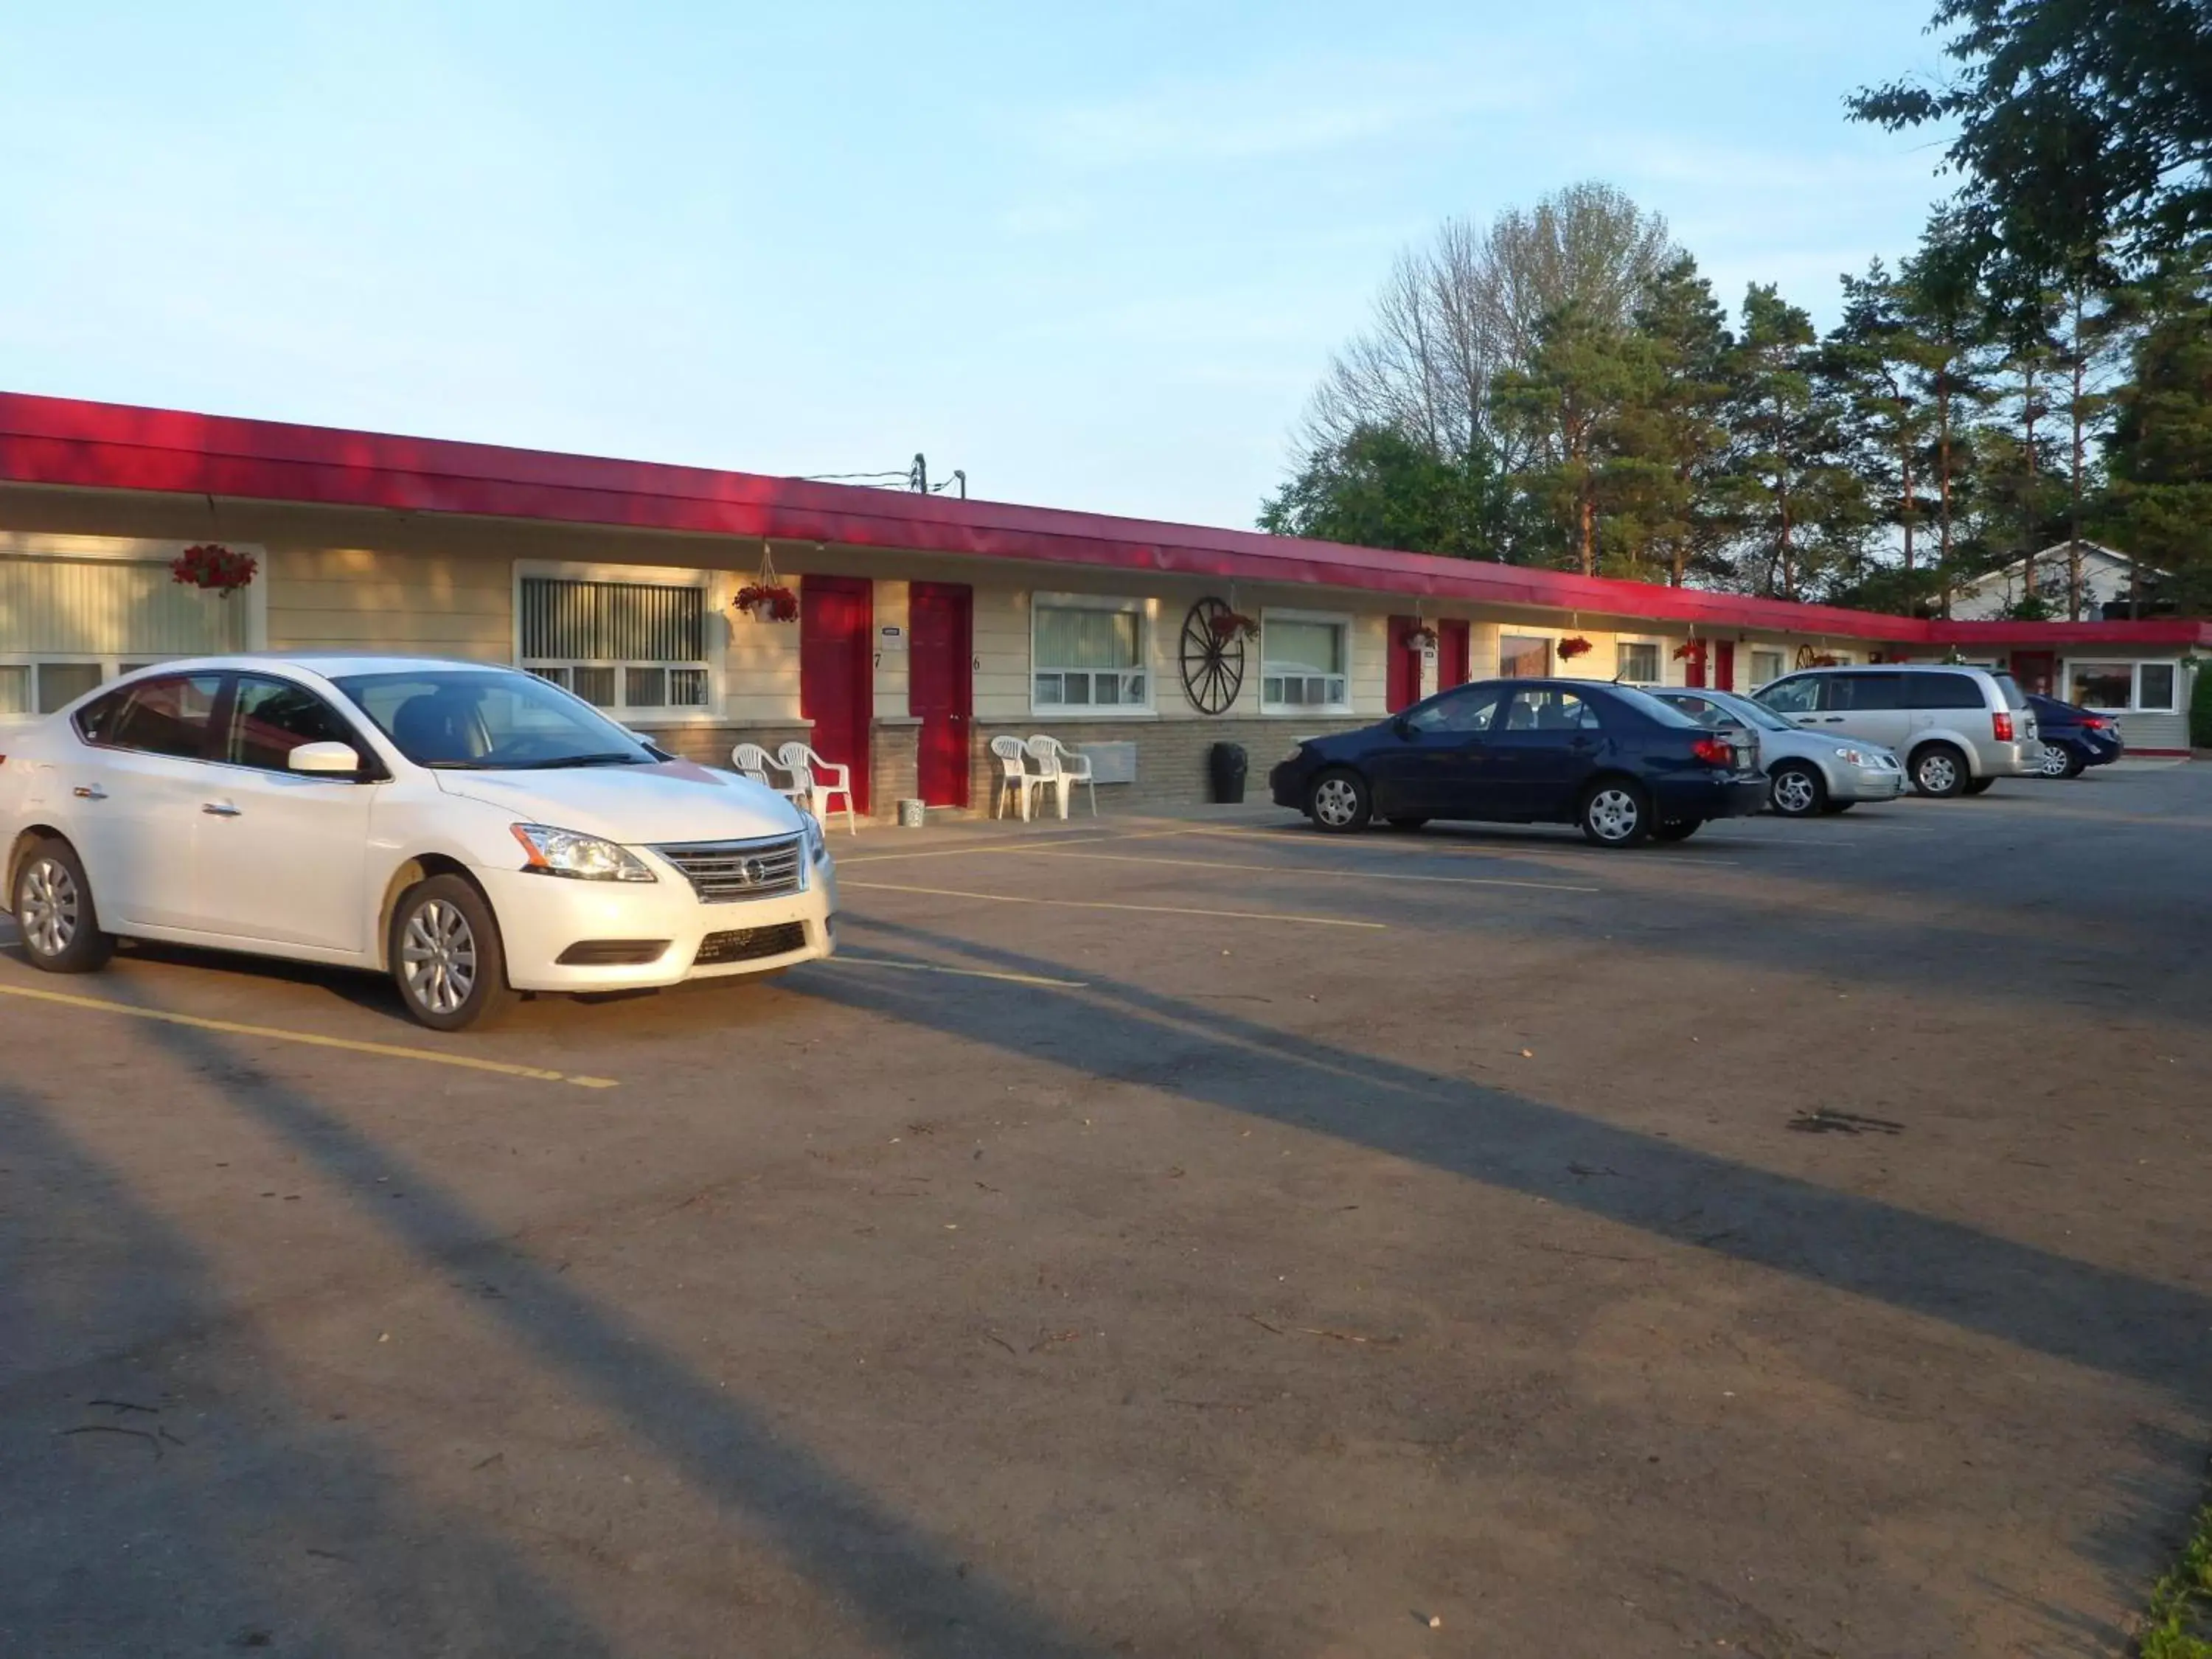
left=518, top=574, right=711, bottom=714
left=0, top=665, right=26, bottom=716
left=1828, top=672, right=1905, bottom=712
left=1902, top=671, right=1986, bottom=709
left=1500, top=635, right=1551, bottom=678
left=2070, top=660, right=2178, bottom=712
left=1757, top=675, right=1822, bottom=717
left=225, top=676, right=361, bottom=771
left=1261, top=613, right=1349, bottom=712
left=1615, top=641, right=1660, bottom=684
left=1032, top=599, right=1147, bottom=710
left=1750, top=650, right=1784, bottom=687
left=1501, top=687, right=1601, bottom=731
left=1405, top=684, right=1502, bottom=734
left=80, top=672, right=225, bottom=759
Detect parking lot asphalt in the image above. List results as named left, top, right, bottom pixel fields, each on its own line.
left=4, top=767, right=2210, bottom=1658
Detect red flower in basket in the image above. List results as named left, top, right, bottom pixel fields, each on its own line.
left=1671, top=641, right=1696, bottom=661
left=170, top=543, right=257, bottom=597
left=1208, top=610, right=1260, bottom=642
left=735, top=584, right=800, bottom=622
left=1557, top=635, right=1593, bottom=660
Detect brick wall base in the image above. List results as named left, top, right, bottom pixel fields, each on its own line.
left=871, top=719, right=921, bottom=817
left=969, top=717, right=1370, bottom=813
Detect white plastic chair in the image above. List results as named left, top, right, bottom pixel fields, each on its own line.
left=1026, top=734, right=1096, bottom=819
left=990, top=735, right=1048, bottom=821
left=776, top=741, right=858, bottom=835
left=731, top=741, right=807, bottom=806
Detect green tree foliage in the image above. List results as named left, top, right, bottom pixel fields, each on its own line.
left=1489, top=303, right=1654, bottom=576
left=1825, top=259, right=1937, bottom=605
left=2101, top=259, right=2212, bottom=613
left=1850, top=0, right=2212, bottom=295
left=1724, top=286, right=1869, bottom=601
left=1256, top=424, right=1506, bottom=558
left=1619, top=258, right=1738, bottom=587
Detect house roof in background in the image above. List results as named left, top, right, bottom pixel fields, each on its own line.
left=2, top=392, right=2207, bottom=652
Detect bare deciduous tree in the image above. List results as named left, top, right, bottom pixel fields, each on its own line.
left=1301, top=182, right=1678, bottom=473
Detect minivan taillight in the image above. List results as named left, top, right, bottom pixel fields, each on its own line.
left=1992, top=712, right=2015, bottom=742
left=1691, top=736, right=1733, bottom=766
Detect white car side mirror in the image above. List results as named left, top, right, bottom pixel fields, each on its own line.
left=288, top=740, right=363, bottom=775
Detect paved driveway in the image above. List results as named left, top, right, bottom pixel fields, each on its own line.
left=3, top=768, right=2208, bottom=1656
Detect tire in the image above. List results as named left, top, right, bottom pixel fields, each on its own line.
left=1910, top=742, right=1968, bottom=799
left=1579, top=779, right=1652, bottom=848
left=1653, top=818, right=1703, bottom=843
left=1962, top=776, right=1994, bottom=796
left=2036, top=744, right=2074, bottom=779
left=1768, top=762, right=1827, bottom=818
left=1385, top=817, right=1429, bottom=832
left=2059, top=754, right=2086, bottom=779
left=388, top=874, right=518, bottom=1032
left=10, top=838, right=114, bottom=974
left=1307, top=769, right=1372, bottom=835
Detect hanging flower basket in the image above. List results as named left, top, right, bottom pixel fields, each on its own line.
left=1208, top=610, right=1260, bottom=642
left=170, top=543, right=257, bottom=597
left=1404, top=625, right=1439, bottom=651
left=1672, top=641, right=1697, bottom=661
left=1557, top=635, right=1593, bottom=660
left=1807, top=653, right=1841, bottom=668
left=733, top=546, right=799, bottom=622
left=734, top=584, right=800, bottom=622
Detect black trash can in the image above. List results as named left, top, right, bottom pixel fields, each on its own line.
left=1208, top=740, right=1248, bottom=804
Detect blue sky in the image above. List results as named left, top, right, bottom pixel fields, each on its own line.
left=1, top=1, right=1953, bottom=528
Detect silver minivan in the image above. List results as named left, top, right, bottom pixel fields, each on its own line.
left=1752, top=666, right=2041, bottom=797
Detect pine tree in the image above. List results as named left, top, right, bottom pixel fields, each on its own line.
left=1490, top=303, right=1651, bottom=576
left=1725, top=285, right=1869, bottom=600
left=1620, top=257, right=1737, bottom=587
left=2101, top=257, right=2212, bottom=614
left=1825, top=260, right=1935, bottom=610
left=1896, top=222, right=2000, bottom=616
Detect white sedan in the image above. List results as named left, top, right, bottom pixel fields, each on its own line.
left=0, top=655, right=838, bottom=1029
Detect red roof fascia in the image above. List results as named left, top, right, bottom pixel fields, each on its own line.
left=7, top=390, right=2189, bottom=653
left=1924, top=619, right=2212, bottom=650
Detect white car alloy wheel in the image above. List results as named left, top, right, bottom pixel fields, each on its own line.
left=1771, top=767, right=1820, bottom=816
left=1916, top=750, right=1961, bottom=796
left=1312, top=776, right=1363, bottom=829
left=400, top=898, right=479, bottom=1017
left=2038, top=745, right=2073, bottom=777
left=19, top=854, right=80, bottom=959
left=1585, top=787, right=1642, bottom=844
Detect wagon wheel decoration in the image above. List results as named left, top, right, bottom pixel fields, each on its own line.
left=1179, top=597, right=1249, bottom=714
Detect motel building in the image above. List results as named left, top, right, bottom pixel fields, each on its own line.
left=1, top=393, right=2205, bottom=815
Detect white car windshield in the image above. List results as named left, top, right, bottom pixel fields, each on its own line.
left=1703, top=692, right=1796, bottom=733
left=336, top=670, right=656, bottom=770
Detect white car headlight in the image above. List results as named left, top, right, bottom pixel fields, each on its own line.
left=801, top=809, right=828, bottom=865
left=510, top=823, right=657, bottom=883
left=1834, top=746, right=1867, bottom=765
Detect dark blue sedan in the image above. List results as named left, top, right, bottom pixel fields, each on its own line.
left=2026, top=692, right=2126, bottom=779
left=1268, top=678, right=1770, bottom=846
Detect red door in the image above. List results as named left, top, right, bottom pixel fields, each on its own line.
left=1387, top=615, right=1425, bottom=711
left=908, top=582, right=972, bottom=808
left=1437, top=619, right=1471, bottom=690
left=1713, top=641, right=1736, bottom=692
left=2011, top=650, right=2056, bottom=696
left=1683, top=641, right=1708, bottom=689
left=799, top=577, right=873, bottom=815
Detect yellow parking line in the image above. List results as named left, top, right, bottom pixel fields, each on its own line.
left=1006, top=846, right=1599, bottom=894
left=0, top=981, right=619, bottom=1089
left=826, top=955, right=1087, bottom=989
left=841, top=881, right=1386, bottom=930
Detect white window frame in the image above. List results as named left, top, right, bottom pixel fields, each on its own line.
left=1029, top=592, right=1154, bottom=717
left=0, top=533, right=268, bottom=725
left=1610, top=637, right=1663, bottom=686
left=2063, top=657, right=2179, bottom=714
left=514, top=560, right=724, bottom=726
left=1260, top=608, right=1353, bottom=716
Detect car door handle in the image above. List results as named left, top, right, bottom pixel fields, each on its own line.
left=201, top=801, right=243, bottom=818
left=72, top=785, right=108, bottom=800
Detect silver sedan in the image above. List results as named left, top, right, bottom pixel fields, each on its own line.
left=1648, top=688, right=1905, bottom=817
